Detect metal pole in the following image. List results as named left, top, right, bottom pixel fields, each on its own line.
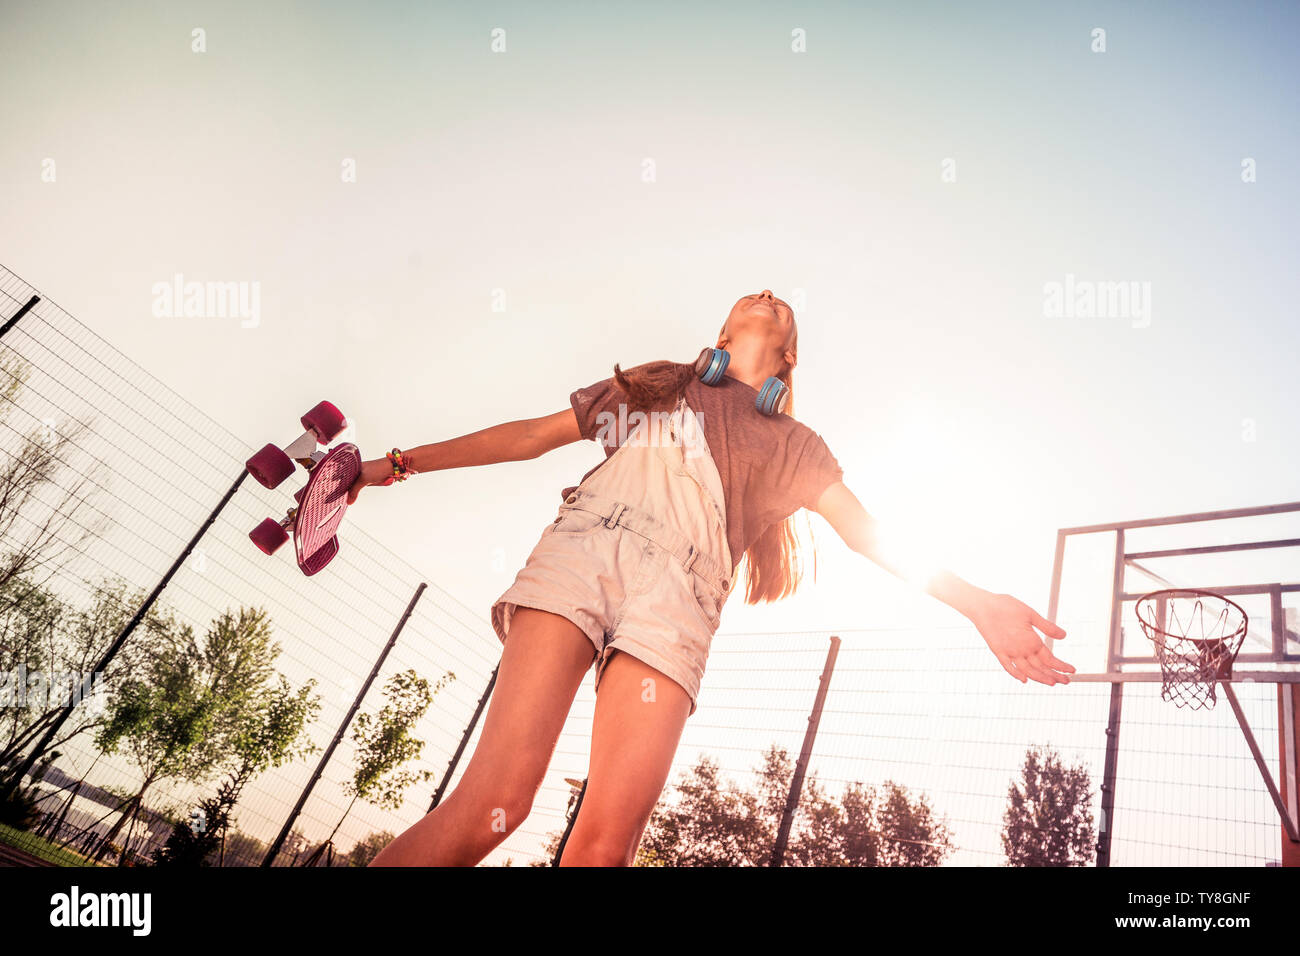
left=1046, top=529, right=1066, bottom=662
left=260, top=582, right=427, bottom=866
left=1097, top=530, right=1127, bottom=868
left=1221, top=683, right=1299, bottom=843
left=0, top=469, right=249, bottom=800
left=1097, top=682, right=1123, bottom=867
left=771, top=634, right=841, bottom=866
left=1107, top=530, right=1126, bottom=668
left=1046, top=529, right=1065, bottom=623
left=552, top=778, right=588, bottom=866
left=1281, top=684, right=1300, bottom=866
left=428, top=664, right=498, bottom=811
left=0, top=295, right=40, bottom=340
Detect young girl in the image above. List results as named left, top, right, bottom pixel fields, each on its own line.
left=356, top=290, right=1073, bottom=867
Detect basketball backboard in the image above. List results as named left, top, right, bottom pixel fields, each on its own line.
left=1047, top=501, right=1300, bottom=680
left=1047, top=501, right=1300, bottom=866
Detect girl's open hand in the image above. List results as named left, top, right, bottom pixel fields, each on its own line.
left=971, top=593, right=1073, bottom=686
left=347, top=458, right=397, bottom=505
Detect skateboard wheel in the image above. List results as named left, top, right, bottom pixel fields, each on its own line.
left=301, top=401, right=346, bottom=444
left=246, top=443, right=295, bottom=489
left=250, top=518, right=289, bottom=555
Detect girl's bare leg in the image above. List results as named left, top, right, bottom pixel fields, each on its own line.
left=557, top=650, right=691, bottom=866
left=369, top=607, right=595, bottom=866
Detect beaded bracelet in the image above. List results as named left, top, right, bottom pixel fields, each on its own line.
left=384, top=448, right=411, bottom=484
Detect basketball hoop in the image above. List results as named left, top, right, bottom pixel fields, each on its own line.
left=1135, top=589, right=1249, bottom=710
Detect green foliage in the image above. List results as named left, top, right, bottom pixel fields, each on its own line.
left=531, top=744, right=954, bottom=867
left=90, top=606, right=318, bottom=863
left=228, top=674, right=321, bottom=783
left=1001, top=744, right=1096, bottom=866
left=346, top=830, right=395, bottom=867
left=631, top=752, right=775, bottom=865
left=0, top=351, right=106, bottom=597
left=211, top=828, right=268, bottom=867
left=347, top=669, right=451, bottom=811
left=0, top=350, right=29, bottom=408
left=95, top=608, right=284, bottom=782
left=0, top=786, right=41, bottom=829
left=629, top=745, right=953, bottom=867
left=0, top=576, right=176, bottom=793
left=0, top=821, right=93, bottom=867
left=304, top=668, right=453, bottom=864
left=150, top=777, right=238, bottom=867
left=0, top=577, right=62, bottom=674
left=150, top=657, right=321, bottom=867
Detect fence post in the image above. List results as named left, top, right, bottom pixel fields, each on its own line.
left=771, top=634, right=841, bottom=866
left=0, top=294, right=40, bottom=340
left=552, top=777, right=588, bottom=866
left=260, top=582, right=427, bottom=867
left=429, top=664, right=498, bottom=811
left=1096, top=530, right=1126, bottom=867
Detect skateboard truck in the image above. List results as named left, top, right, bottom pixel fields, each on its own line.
left=246, top=401, right=347, bottom=490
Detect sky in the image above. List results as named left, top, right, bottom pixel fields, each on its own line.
left=1, top=0, right=1297, bottom=865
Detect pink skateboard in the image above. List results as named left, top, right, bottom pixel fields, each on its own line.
left=246, top=401, right=361, bottom=576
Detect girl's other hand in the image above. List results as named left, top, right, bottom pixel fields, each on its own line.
left=971, top=593, right=1073, bottom=686
left=347, top=458, right=396, bottom=505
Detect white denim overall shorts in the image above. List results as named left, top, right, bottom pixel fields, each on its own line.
left=490, top=394, right=732, bottom=716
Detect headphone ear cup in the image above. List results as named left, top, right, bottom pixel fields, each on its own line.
left=695, top=347, right=729, bottom=386
left=755, top=377, right=789, bottom=416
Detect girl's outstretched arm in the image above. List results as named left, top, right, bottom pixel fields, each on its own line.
left=346, top=408, right=583, bottom=503
left=810, top=480, right=1074, bottom=687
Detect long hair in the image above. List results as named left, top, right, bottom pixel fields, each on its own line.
left=610, top=319, right=819, bottom=605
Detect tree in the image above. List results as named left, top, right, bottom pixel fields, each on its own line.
left=226, top=675, right=320, bottom=797
left=302, top=668, right=453, bottom=865
left=0, top=350, right=114, bottom=794
left=0, top=578, right=167, bottom=795
left=150, top=675, right=320, bottom=867
left=616, top=744, right=953, bottom=867
left=89, top=607, right=286, bottom=863
left=149, top=778, right=238, bottom=867
left=211, top=828, right=268, bottom=867
left=782, top=775, right=873, bottom=866
left=632, top=750, right=779, bottom=866
left=1001, top=744, right=1096, bottom=866
left=346, top=830, right=395, bottom=867
left=872, top=780, right=953, bottom=866
left=0, top=351, right=106, bottom=598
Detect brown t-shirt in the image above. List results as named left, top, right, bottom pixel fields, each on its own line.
left=564, top=372, right=844, bottom=573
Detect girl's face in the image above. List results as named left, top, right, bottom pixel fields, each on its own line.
left=721, top=290, right=797, bottom=358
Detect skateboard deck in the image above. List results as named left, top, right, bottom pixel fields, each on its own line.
left=292, top=443, right=361, bottom=575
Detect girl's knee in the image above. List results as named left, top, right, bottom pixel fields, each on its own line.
left=483, top=802, right=530, bottom=841
left=450, top=784, right=535, bottom=838
left=557, top=833, right=637, bottom=867
left=559, top=807, right=648, bottom=867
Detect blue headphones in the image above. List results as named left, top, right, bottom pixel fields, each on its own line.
left=694, top=347, right=790, bottom=416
